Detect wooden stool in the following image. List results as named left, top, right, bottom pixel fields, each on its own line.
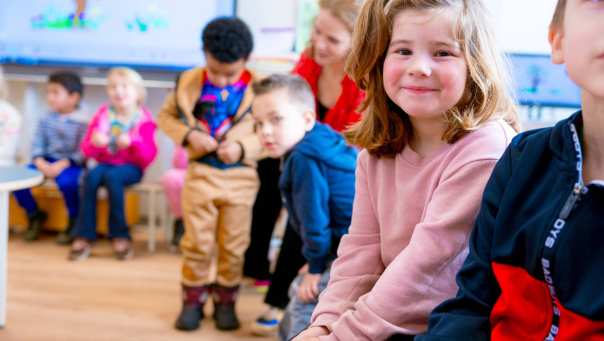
left=130, top=182, right=168, bottom=252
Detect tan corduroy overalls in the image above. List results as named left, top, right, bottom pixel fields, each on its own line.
left=157, top=67, right=263, bottom=287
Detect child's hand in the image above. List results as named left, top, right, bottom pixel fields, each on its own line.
left=92, top=132, right=110, bottom=147
left=46, top=159, right=70, bottom=178
left=187, top=130, right=218, bottom=154
left=34, top=158, right=52, bottom=177
left=116, top=134, right=131, bottom=149
left=298, top=263, right=309, bottom=274
left=217, top=141, right=243, bottom=164
left=292, top=326, right=329, bottom=341
left=297, top=273, right=321, bottom=303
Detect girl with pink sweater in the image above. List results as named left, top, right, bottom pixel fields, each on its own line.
left=69, top=67, right=157, bottom=261
left=294, top=0, right=519, bottom=340
left=160, top=145, right=188, bottom=248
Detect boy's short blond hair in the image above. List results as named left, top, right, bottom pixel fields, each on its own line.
left=551, top=0, right=567, bottom=29
left=252, top=74, right=316, bottom=114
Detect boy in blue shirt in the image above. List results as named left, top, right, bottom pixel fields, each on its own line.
left=251, top=74, right=357, bottom=340
left=417, top=1, right=604, bottom=339
left=13, top=71, right=87, bottom=244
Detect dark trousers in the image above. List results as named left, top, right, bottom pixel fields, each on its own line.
left=13, top=157, right=82, bottom=218
left=264, top=222, right=306, bottom=309
left=72, top=163, right=142, bottom=240
left=243, top=158, right=283, bottom=281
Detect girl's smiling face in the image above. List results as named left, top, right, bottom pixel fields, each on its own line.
left=383, top=8, right=468, bottom=122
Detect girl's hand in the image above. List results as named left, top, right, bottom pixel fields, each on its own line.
left=116, top=134, right=131, bottom=149
left=297, top=273, right=321, bottom=303
left=217, top=141, right=243, bottom=164
left=92, top=132, right=110, bottom=147
left=292, top=326, right=329, bottom=341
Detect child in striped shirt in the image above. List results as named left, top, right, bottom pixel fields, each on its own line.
left=13, top=71, right=88, bottom=244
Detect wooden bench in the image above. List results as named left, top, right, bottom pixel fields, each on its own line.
left=9, top=180, right=171, bottom=252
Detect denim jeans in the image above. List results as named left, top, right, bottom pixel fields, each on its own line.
left=13, top=157, right=82, bottom=218
left=279, top=265, right=332, bottom=341
left=72, top=163, right=142, bottom=240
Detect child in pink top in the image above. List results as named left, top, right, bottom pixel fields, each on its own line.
left=294, top=0, right=519, bottom=340
left=160, top=145, right=188, bottom=248
left=70, top=67, right=157, bottom=261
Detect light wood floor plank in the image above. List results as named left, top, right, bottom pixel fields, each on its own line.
left=1, top=231, right=276, bottom=341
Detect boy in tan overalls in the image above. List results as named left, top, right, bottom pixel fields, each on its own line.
left=157, top=17, right=262, bottom=332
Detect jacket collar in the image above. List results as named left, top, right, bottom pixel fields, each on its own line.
left=549, top=111, right=584, bottom=184
left=175, top=67, right=256, bottom=129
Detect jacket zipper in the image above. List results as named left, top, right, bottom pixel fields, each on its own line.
left=541, top=123, right=587, bottom=341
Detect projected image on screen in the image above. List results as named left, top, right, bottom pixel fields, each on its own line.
left=0, top=0, right=235, bottom=70
left=508, top=53, right=581, bottom=108
left=31, top=0, right=100, bottom=30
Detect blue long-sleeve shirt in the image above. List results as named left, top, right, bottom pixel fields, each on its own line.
left=31, top=111, right=88, bottom=165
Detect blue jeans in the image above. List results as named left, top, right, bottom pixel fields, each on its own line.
left=279, top=265, right=332, bottom=341
left=13, top=157, right=82, bottom=218
left=72, top=163, right=142, bottom=240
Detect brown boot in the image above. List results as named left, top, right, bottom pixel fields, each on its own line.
left=174, top=285, right=211, bottom=331
left=212, top=284, right=240, bottom=330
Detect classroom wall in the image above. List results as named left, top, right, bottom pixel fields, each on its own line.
left=491, top=0, right=557, bottom=54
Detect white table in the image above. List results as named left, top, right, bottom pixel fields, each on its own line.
left=0, top=166, right=43, bottom=327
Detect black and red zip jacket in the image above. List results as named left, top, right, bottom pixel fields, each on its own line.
left=416, top=112, right=604, bottom=341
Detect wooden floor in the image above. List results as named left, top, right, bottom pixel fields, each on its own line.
left=1, top=229, right=276, bottom=341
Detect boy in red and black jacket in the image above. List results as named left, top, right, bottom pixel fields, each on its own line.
left=417, top=1, right=604, bottom=340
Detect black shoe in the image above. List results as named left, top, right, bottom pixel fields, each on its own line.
left=24, top=210, right=47, bottom=241
left=212, top=285, right=240, bottom=330
left=213, top=302, right=240, bottom=330
left=171, top=219, right=184, bottom=248
left=175, top=304, right=204, bottom=331
left=174, top=285, right=210, bottom=331
left=56, top=217, right=76, bottom=245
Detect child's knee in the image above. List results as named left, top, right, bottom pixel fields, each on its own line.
left=161, top=171, right=184, bottom=190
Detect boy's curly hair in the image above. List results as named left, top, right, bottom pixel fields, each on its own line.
left=202, top=17, right=254, bottom=63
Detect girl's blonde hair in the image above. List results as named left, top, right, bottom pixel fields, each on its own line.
left=318, top=0, right=362, bottom=32
left=307, top=0, right=362, bottom=54
left=107, top=67, right=147, bottom=105
left=0, top=66, right=8, bottom=101
left=346, top=0, right=520, bottom=157
left=550, top=0, right=566, bottom=29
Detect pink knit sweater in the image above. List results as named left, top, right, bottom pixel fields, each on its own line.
left=81, top=104, right=157, bottom=170
left=310, top=119, right=516, bottom=340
